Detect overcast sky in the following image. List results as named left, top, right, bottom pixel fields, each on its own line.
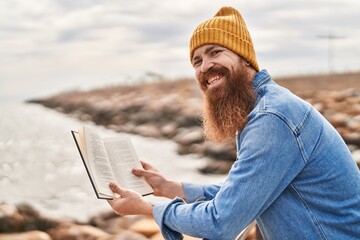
left=1, top=0, right=359, bottom=100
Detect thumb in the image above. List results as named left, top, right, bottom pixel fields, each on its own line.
left=109, top=182, right=126, bottom=196
left=140, top=161, right=157, bottom=171
left=132, top=168, right=149, bottom=177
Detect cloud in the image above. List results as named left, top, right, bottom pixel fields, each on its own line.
left=0, top=0, right=359, bottom=100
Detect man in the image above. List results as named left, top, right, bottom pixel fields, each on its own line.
left=107, top=6, right=360, bottom=239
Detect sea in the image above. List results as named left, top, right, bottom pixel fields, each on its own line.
left=0, top=100, right=226, bottom=222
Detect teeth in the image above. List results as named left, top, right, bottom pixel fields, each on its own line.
left=207, top=76, right=221, bottom=85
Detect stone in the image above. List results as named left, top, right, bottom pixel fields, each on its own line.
left=150, top=232, right=201, bottom=240
left=0, top=202, right=25, bottom=232
left=342, top=131, right=360, bottom=146
left=92, top=215, right=143, bottom=234
left=198, top=160, right=233, bottom=175
left=184, top=235, right=202, bottom=240
left=347, top=118, right=360, bottom=131
left=312, top=103, right=324, bottom=113
left=348, top=144, right=358, bottom=152
left=202, top=142, right=237, bottom=161
left=128, top=217, right=160, bottom=238
left=0, top=230, right=51, bottom=240
left=47, top=223, right=110, bottom=240
left=98, top=230, right=149, bottom=240
left=177, top=145, right=195, bottom=155
left=329, top=113, right=349, bottom=128
left=135, top=124, right=162, bottom=138
left=0, top=202, right=67, bottom=233
left=174, top=128, right=204, bottom=146
left=19, top=203, right=65, bottom=232
left=160, top=123, right=178, bottom=138
left=352, top=149, right=360, bottom=166
left=149, top=232, right=163, bottom=240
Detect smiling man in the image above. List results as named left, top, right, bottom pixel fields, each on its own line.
left=107, top=6, right=360, bottom=240
left=193, top=44, right=257, bottom=143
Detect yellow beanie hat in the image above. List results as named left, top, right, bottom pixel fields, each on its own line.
left=189, top=6, right=259, bottom=71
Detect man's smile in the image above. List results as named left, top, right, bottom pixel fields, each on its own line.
left=207, top=74, right=223, bottom=85
left=201, top=68, right=228, bottom=91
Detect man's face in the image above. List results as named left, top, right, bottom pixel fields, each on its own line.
left=192, top=44, right=244, bottom=94
left=191, top=44, right=256, bottom=143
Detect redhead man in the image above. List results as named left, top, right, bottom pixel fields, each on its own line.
left=108, top=6, right=360, bottom=240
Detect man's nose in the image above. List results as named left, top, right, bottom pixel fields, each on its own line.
left=200, top=58, right=214, bottom=73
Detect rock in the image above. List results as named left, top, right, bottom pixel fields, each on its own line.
left=98, top=230, right=149, bottom=240
left=198, top=160, right=233, bottom=175
left=17, top=203, right=64, bottom=232
left=150, top=232, right=201, bottom=240
left=134, top=124, right=162, bottom=138
left=345, top=103, right=360, bottom=115
left=173, top=128, right=204, bottom=146
left=0, top=202, right=25, bottom=232
left=88, top=210, right=117, bottom=228
left=149, top=232, right=163, bottom=240
left=347, top=118, right=360, bottom=131
left=128, top=217, right=160, bottom=238
left=47, top=223, right=110, bottom=240
left=183, top=235, right=202, bottom=240
left=176, top=115, right=200, bottom=128
left=0, top=202, right=67, bottom=233
left=177, top=145, right=195, bottom=155
left=202, top=142, right=237, bottom=161
left=119, top=122, right=137, bottom=133
left=342, top=131, right=360, bottom=146
left=0, top=230, right=51, bottom=240
left=91, top=214, right=143, bottom=234
left=160, top=123, right=178, bottom=138
left=348, top=144, right=358, bottom=152
left=352, top=149, right=360, bottom=167
left=329, top=113, right=349, bottom=128
left=312, top=103, right=324, bottom=113
left=130, top=111, right=157, bottom=125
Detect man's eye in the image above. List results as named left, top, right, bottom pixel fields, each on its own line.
left=193, top=60, right=202, bottom=68
left=211, top=50, right=222, bottom=56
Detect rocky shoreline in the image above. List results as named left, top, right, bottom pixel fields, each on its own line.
left=27, top=72, right=360, bottom=171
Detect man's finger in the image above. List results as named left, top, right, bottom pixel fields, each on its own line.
left=140, top=161, right=152, bottom=170
left=132, top=168, right=154, bottom=178
left=109, top=182, right=126, bottom=195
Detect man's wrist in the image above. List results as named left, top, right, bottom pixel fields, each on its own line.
left=164, top=180, right=185, bottom=200
left=144, top=202, right=154, bottom=216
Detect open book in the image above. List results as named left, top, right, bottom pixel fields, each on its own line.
left=71, top=126, right=153, bottom=199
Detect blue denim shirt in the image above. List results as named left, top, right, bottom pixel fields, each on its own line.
left=153, top=70, right=360, bottom=240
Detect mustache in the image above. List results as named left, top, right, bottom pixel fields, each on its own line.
left=200, top=66, right=228, bottom=83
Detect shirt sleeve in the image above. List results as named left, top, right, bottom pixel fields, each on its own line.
left=152, top=113, right=306, bottom=240
left=182, top=182, right=222, bottom=203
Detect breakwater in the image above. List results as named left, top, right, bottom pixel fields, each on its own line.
left=28, top=72, right=360, bottom=171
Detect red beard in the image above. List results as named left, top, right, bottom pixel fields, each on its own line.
left=202, top=66, right=256, bottom=143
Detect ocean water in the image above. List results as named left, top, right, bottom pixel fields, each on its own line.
left=0, top=101, right=225, bottom=222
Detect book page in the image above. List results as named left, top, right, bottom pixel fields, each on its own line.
left=103, top=135, right=153, bottom=195
left=82, top=127, right=116, bottom=198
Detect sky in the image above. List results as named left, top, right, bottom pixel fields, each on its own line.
left=0, top=0, right=359, bottom=100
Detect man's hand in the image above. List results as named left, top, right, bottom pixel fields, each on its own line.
left=107, top=182, right=153, bottom=216
left=132, top=161, right=186, bottom=200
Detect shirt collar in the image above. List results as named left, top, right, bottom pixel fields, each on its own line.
left=252, top=69, right=271, bottom=91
